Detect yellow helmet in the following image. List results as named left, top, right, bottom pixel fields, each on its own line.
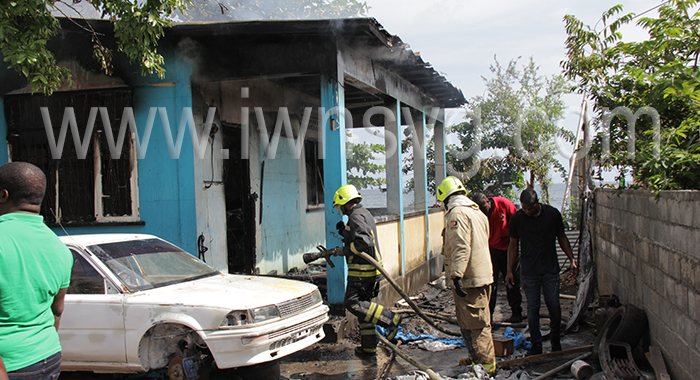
left=436, top=176, right=466, bottom=202
left=333, top=184, right=362, bottom=208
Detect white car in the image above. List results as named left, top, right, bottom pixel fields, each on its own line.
left=58, top=234, right=329, bottom=378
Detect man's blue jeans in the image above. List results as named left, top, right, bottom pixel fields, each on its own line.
left=521, top=273, right=561, bottom=346
left=7, top=352, right=61, bottom=380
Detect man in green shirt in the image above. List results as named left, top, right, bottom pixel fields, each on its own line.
left=0, top=162, right=72, bottom=379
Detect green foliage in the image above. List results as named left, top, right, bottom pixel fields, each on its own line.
left=0, top=1, right=72, bottom=94
left=562, top=0, right=700, bottom=192
left=346, top=140, right=386, bottom=189
left=561, top=196, right=581, bottom=230
left=449, top=56, right=572, bottom=203
left=0, top=0, right=189, bottom=95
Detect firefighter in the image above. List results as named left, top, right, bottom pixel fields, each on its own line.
left=437, top=176, right=496, bottom=374
left=329, top=184, right=401, bottom=355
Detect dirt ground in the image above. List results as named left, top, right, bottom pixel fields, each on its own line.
left=280, top=275, right=599, bottom=380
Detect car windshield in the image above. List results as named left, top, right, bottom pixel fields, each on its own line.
left=87, top=238, right=220, bottom=292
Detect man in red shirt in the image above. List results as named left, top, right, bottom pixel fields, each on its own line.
left=471, top=193, right=523, bottom=323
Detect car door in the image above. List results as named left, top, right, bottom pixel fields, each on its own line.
left=60, top=247, right=127, bottom=365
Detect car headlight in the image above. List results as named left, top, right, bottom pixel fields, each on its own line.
left=311, top=289, right=322, bottom=305
left=220, top=310, right=250, bottom=327
left=220, top=305, right=280, bottom=328
left=251, top=305, right=280, bottom=323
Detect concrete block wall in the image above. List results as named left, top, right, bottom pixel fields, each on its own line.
left=593, top=188, right=700, bottom=380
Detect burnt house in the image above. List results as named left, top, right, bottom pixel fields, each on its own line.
left=0, top=17, right=465, bottom=305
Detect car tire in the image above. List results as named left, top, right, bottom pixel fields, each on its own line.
left=594, top=304, right=648, bottom=355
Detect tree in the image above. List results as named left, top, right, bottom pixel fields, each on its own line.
left=401, top=125, right=437, bottom=196
left=0, top=0, right=368, bottom=95
left=448, top=57, right=572, bottom=203
left=1, top=0, right=189, bottom=95
left=346, top=140, right=386, bottom=189
left=562, top=0, right=700, bottom=191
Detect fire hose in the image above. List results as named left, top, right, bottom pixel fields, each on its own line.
left=304, top=245, right=461, bottom=337
left=352, top=250, right=462, bottom=338
left=304, top=246, right=465, bottom=380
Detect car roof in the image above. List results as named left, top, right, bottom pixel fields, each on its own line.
left=58, top=234, right=161, bottom=247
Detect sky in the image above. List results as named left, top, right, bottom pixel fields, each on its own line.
left=357, top=0, right=665, bottom=183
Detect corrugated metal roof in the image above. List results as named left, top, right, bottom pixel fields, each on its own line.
left=167, top=18, right=466, bottom=108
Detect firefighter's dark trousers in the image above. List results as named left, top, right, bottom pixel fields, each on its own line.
left=344, top=280, right=397, bottom=351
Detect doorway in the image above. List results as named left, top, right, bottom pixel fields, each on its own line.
left=222, top=122, right=257, bottom=274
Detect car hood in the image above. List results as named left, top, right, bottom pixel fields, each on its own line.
left=126, top=273, right=319, bottom=309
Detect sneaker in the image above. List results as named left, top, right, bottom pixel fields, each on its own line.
left=551, top=336, right=562, bottom=352
left=526, top=343, right=542, bottom=356
left=354, top=346, right=377, bottom=356
left=505, top=313, right=524, bottom=323
left=387, top=314, right=402, bottom=341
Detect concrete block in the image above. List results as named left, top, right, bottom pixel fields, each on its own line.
left=626, top=191, right=639, bottom=211
left=694, top=258, right=700, bottom=294
left=653, top=266, right=666, bottom=295
left=674, top=199, right=694, bottom=227
left=621, top=228, right=635, bottom=253
left=659, top=247, right=670, bottom=275
left=597, top=220, right=611, bottom=241
left=634, top=214, right=648, bottom=241
left=641, top=264, right=653, bottom=288
left=689, top=290, right=700, bottom=325
left=677, top=313, right=695, bottom=347
left=596, top=205, right=607, bottom=223
left=594, top=189, right=608, bottom=208
left=668, top=250, right=681, bottom=280
left=641, top=284, right=656, bottom=318
left=657, top=197, right=670, bottom=224
left=648, top=243, right=660, bottom=269
left=637, top=239, right=650, bottom=265
left=672, top=281, right=688, bottom=314
left=661, top=224, right=677, bottom=253
left=610, top=244, right=620, bottom=264
left=680, top=255, right=693, bottom=288
left=628, top=251, right=639, bottom=273
left=619, top=209, right=631, bottom=231
left=666, top=330, right=690, bottom=378
left=671, top=225, right=694, bottom=255
left=687, top=346, right=700, bottom=380
left=664, top=276, right=675, bottom=301
left=668, top=196, right=682, bottom=225
left=648, top=303, right=663, bottom=335
left=644, top=194, right=656, bottom=219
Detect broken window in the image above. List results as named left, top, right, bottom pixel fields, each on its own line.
left=305, top=139, right=324, bottom=207
left=4, top=89, right=139, bottom=225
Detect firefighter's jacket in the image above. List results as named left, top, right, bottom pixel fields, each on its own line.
left=443, top=195, right=493, bottom=288
left=341, top=204, right=383, bottom=282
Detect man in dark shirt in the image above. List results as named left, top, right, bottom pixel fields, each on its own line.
left=471, top=193, right=523, bottom=323
left=506, top=189, right=578, bottom=355
left=331, top=184, right=401, bottom=356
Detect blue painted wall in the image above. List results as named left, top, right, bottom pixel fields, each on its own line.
left=0, top=48, right=198, bottom=254
left=256, top=135, right=326, bottom=274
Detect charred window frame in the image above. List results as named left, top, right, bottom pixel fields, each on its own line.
left=305, top=139, right=324, bottom=208
left=4, top=89, right=140, bottom=226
